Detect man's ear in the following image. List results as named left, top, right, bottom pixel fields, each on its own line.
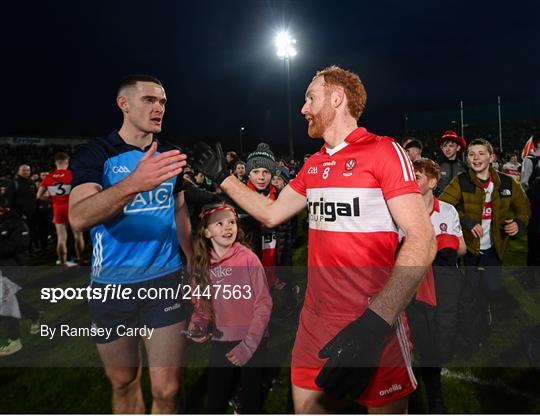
left=429, top=177, right=438, bottom=191
left=331, top=86, right=345, bottom=109
left=117, top=95, right=129, bottom=113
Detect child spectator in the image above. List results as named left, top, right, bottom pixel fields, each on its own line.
left=435, top=130, right=467, bottom=196
left=188, top=203, right=272, bottom=413
left=405, top=159, right=466, bottom=413
left=233, top=161, right=247, bottom=183
left=502, top=154, right=521, bottom=181
left=439, top=139, right=530, bottom=322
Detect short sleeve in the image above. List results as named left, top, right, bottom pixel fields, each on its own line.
left=372, top=138, right=420, bottom=200
left=70, top=142, right=107, bottom=188
left=39, top=174, right=51, bottom=189
left=289, top=162, right=308, bottom=197
left=173, top=174, right=184, bottom=194
left=449, top=205, right=463, bottom=237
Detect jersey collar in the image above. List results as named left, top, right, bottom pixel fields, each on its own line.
left=320, top=127, right=370, bottom=155
left=110, top=130, right=158, bottom=151
left=430, top=197, right=440, bottom=216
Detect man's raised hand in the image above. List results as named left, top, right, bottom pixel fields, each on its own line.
left=125, top=142, right=187, bottom=193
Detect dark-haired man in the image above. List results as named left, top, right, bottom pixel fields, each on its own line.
left=69, top=74, right=190, bottom=413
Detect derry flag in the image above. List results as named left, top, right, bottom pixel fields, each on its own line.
left=522, top=136, right=535, bottom=160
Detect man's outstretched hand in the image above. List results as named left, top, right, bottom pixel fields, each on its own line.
left=186, top=141, right=230, bottom=186
left=125, top=142, right=186, bottom=193
left=315, top=308, right=393, bottom=399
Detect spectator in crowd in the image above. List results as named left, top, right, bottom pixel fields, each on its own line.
left=5, top=164, right=38, bottom=252
left=491, top=151, right=501, bottom=171
left=239, top=143, right=280, bottom=288
left=0, top=206, right=43, bottom=357
left=288, top=159, right=299, bottom=177
left=182, top=170, right=220, bottom=233
left=439, top=139, right=530, bottom=323
left=33, top=172, right=53, bottom=256
left=5, top=164, right=37, bottom=222
left=435, top=131, right=467, bottom=196
left=271, top=166, right=290, bottom=192
left=36, top=153, right=84, bottom=266
left=520, top=132, right=540, bottom=282
left=188, top=202, right=272, bottom=413
left=226, top=151, right=239, bottom=173
left=521, top=132, right=540, bottom=192
left=233, top=161, right=247, bottom=183
left=502, top=154, right=521, bottom=181
left=194, top=170, right=215, bottom=192
left=405, top=159, right=466, bottom=414
left=403, top=139, right=424, bottom=162
left=0, top=179, right=10, bottom=211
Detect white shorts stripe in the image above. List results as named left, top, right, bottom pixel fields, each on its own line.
left=396, top=315, right=417, bottom=388
left=92, top=232, right=103, bottom=278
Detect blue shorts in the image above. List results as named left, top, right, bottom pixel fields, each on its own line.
left=88, top=271, right=186, bottom=343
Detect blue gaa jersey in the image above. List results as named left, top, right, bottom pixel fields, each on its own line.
left=70, top=131, right=183, bottom=284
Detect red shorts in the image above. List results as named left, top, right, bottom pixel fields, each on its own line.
left=52, top=204, right=69, bottom=224
left=291, top=306, right=417, bottom=407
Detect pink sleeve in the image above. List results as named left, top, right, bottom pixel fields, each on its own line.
left=372, top=138, right=420, bottom=200
left=228, top=254, right=273, bottom=366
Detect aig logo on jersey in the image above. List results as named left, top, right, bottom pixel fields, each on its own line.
left=124, top=182, right=173, bottom=214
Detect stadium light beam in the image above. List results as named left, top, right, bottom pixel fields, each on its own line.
left=275, top=31, right=297, bottom=159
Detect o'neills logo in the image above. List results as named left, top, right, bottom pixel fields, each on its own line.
left=379, top=383, right=402, bottom=396
left=308, top=196, right=360, bottom=222
left=164, top=302, right=182, bottom=313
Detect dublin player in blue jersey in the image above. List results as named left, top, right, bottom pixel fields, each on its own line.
left=69, top=75, right=191, bottom=413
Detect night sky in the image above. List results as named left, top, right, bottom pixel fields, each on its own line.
left=1, top=0, right=539, bottom=156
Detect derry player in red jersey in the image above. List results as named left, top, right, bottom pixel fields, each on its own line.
left=405, top=159, right=466, bottom=413
left=190, top=66, right=436, bottom=414
left=37, top=152, right=85, bottom=266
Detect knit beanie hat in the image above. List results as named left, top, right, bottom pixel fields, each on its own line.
left=246, top=143, right=276, bottom=176
left=275, top=166, right=290, bottom=184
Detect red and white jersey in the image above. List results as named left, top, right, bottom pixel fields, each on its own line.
left=502, top=162, right=520, bottom=181
left=40, top=169, right=73, bottom=206
left=289, top=127, right=419, bottom=318
left=415, top=198, right=463, bottom=306
left=479, top=177, right=494, bottom=250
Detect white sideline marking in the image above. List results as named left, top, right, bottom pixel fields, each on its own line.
left=441, top=369, right=538, bottom=400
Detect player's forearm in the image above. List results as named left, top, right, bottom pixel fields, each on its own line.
left=175, top=203, right=193, bottom=262
left=370, top=228, right=436, bottom=325
left=220, top=176, right=278, bottom=227
left=69, top=180, right=137, bottom=232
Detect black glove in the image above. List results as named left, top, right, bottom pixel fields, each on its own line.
left=433, top=248, right=458, bottom=267
left=187, top=141, right=230, bottom=186
left=315, top=308, right=393, bottom=399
